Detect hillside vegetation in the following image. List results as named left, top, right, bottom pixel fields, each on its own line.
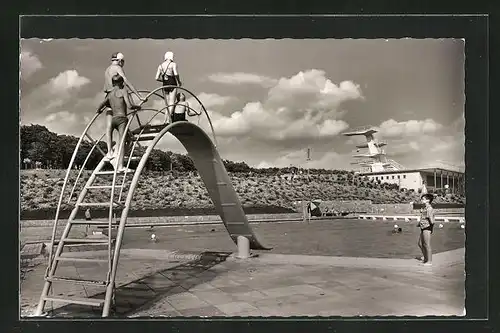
left=20, top=124, right=465, bottom=215
left=20, top=169, right=465, bottom=214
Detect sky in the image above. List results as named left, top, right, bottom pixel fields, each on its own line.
left=19, top=38, right=465, bottom=170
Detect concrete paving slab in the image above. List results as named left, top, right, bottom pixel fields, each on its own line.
left=191, top=289, right=235, bottom=305
left=166, top=292, right=210, bottom=310
left=20, top=247, right=465, bottom=318
left=214, top=301, right=260, bottom=315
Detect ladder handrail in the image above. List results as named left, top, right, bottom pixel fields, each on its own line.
left=117, top=108, right=168, bottom=202
left=139, top=86, right=217, bottom=147
left=67, top=132, right=106, bottom=204
left=38, top=85, right=214, bottom=316
left=46, top=113, right=101, bottom=271
left=104, top=94, right=164, bottom=273
left=117, top=102, right=202, bottom=202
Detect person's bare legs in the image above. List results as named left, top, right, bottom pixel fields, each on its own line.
left=417, top=231, right=425, bottom=261
left=116, top=121, right=132, bottom=172
left=422, top=229, right=432, bottom=265
left=105, top=114, right=114, bottom=159
left=162, top=89, right=170, bottom=123
left=165, top=88, right=177, bottom=123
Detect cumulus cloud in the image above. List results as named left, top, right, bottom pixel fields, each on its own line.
left=48, top=70, right=90, bottom=93
left=268, top=69, right=363, bottom=108
left=257, top=150, right=352, bottom=170
left=207, top=70, right=362, bottom=142
left=22, top=70, right=91, bottom=111
left=21, top=70, right=92, bottom=133
left=42, top=110, right=90, bottom=136
left=195, top=92, right=235, bottom=109
left=377, top=118, right=443, bottom=138
left=45, top=110, right=78, bottom=123
left=371, top=115, right=464, bottom=169
left=20, top=51, right=43, bottom=79
left=207, top=72, right=278, bottom=87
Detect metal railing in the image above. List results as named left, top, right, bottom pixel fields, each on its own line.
left=45, top=85, right=215, bottom=276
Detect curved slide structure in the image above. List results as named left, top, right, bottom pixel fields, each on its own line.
left=127, top=121, right=270, bottom=250
left=35, top=86, right=270, bottom=317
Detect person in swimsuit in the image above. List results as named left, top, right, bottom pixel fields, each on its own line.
left=417, top=193, right=436, bottom=266
left=172, top=92, right=197, bottom=122
left=104, top=52, right=145, bottom=102
left=155, top=51, right=182, bottom=123
left=97, top=74, right=141, bottom=172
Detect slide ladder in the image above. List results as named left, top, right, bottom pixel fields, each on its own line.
left=34, top=86, right=269, bottom=318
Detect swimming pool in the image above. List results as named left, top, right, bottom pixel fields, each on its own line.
left=120, top=219, right=465, bottom=259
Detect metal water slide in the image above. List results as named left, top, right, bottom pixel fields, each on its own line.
left=34, top=86, right=269, bottom=317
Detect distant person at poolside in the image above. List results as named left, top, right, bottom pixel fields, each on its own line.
left=155, top=51, right=182, bottom=123
left=104, top=52, right=145, bottom=102
left=172, top=92, right=196, bottom=123
left=392, top=227, right=402, bottom=234
left=97, top=74, right=141, bottom=172
left=85, top=208, right=92, bottom=221
left=417, top=194, right=435, bottom=266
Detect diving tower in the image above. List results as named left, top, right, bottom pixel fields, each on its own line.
left=343, top=126, right=404, bottom=173
left=34, top=86, right=270, bottom=318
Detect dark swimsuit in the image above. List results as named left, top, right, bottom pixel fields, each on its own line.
left=172, top=112, right=186, bottom=122
left=160, top=61, right=178, bottom=93
left=111, top=116, right=128, bottom=128
left=419, top=207, right=434, bottom=234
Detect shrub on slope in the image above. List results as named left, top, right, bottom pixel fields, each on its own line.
left=20, top=170, right=465, bottom=213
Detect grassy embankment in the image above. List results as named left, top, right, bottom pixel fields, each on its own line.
left=20, top=169, right=465, bottom=220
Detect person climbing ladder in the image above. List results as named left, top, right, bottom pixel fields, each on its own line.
left=97, top=73, right=141, bottom=172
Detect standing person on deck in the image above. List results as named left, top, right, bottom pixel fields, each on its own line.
left=171, top=92, right=198, bottom=122
left=155, top=51, right=182, bottom=124
left=104, top=52, right=145, bottom=103
left=417, top=194, right=436, bottom=266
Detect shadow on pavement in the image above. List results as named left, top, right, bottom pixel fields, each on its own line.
left=47, top=251, right=232, bottom=318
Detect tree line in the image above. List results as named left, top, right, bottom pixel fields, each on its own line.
left=20, top=124, right=352, bottom=175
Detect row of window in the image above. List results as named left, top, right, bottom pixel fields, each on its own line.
left=374, top=174, right=406, bottom=181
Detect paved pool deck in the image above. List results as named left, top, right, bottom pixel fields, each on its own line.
left=20, top=247, right=465, bottom=318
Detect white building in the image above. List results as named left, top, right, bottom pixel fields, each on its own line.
left=359, top=168, right=464, bottom=194
left=343, top=126, right=464, bottom=194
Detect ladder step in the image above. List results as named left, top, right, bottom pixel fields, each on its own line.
left=55, top=256, right=108, bottom=263
left=86, top=185, right=121, bottom=189
left=51, top=238, right=115, bottom=246
left=95, top=170, right=134, bottom=175
left=70, top=220, right=119, bottom=226
left=47, top=276, right=107, bottom=286
left=124, top=156, right=141, bottom=161
left=78, top=202, right=123, bottom=207
left=43, top=296, right=104, bottom=307
left=221, top=203, right=237, bottom=207
left=131, top=125, right=166, bottom=135
left=216, top=182, right=227, bottom=186
left=61, top=238, right=111, bottom=244
left=133, top=134, right=157, bottom=142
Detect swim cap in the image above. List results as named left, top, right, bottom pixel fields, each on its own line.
left=164, top=51, right=174, bottom=61
left=111, top=52, right=125, bottom=61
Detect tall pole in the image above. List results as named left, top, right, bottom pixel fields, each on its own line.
left=305, top=147, right=312, bottom=223
left=434, top=170, right=437, bottom=193
left=306, top=147, right=311, bottom=179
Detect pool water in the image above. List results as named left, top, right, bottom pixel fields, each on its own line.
left=121, top=219, right=465, bottom=259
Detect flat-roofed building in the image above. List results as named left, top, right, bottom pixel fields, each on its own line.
left=359, top=168, right=465, bottom=194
